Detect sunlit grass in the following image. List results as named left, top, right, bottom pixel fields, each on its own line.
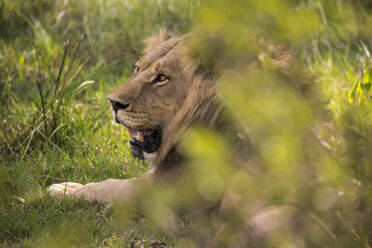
left=2, top=0, right=372, bottom=247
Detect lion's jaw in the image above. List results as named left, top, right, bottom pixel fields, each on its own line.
left=108, top=36, right=191, bottom=160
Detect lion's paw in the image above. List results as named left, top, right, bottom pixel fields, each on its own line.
left=48, top=182, right=84, bottom=198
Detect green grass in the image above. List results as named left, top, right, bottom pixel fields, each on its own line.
left=0, top=64, right=154, bottom=247
left=2, top=0, right=372, bottom=247
left=0, top=0, right=198, bottom=246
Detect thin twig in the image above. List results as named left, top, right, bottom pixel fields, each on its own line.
left=54, top=36, right=71, bottom=97
left=309, top=212, right=337, bottom=241
left=52, top=35, right=71, bottom=130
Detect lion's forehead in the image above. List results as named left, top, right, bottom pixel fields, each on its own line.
left=140, top=39, right=181, bottom=68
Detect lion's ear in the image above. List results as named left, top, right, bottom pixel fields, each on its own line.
left=144, top=29, right=171, bottom=53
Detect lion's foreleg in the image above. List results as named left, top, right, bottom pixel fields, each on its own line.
left=48, top=177, right=147, bottom=203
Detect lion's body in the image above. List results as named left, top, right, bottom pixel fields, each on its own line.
left=48, top=30, right=320, bottom=246
left=49, top=30, right=224, bottom=201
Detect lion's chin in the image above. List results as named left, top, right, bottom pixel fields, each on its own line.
left=143, top=151, right=158, bottom=161
left=127, top=127, right=162, bottom=160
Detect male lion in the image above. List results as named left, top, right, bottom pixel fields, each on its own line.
left=48, top=30, right=320, bottom=245
left=48, top=30, right=224, bottom=202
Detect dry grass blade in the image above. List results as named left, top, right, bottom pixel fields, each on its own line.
left=54, top=36, right=71, bottom=97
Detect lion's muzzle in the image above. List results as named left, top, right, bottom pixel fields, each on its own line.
left=108, top=96, right=130, bottom=123
left=108, top=96, right=163, bottom=159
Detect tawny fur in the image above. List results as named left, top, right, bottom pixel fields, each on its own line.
left=48, top=30, right=320, bottom=246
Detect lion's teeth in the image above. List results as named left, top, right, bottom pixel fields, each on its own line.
left=136, top=131, right=144, bottom=142
left=129, top=129, right=148, bottom=142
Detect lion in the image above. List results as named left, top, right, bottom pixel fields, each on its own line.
left=48, top=30, right=224, bottom=202
left=48, top=30, right=322, bottom=246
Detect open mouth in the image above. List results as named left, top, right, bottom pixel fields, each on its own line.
left=127, top=128, right=162, bottom=159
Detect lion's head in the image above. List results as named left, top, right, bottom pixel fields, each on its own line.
left=108, top=30, right=219, bottom=165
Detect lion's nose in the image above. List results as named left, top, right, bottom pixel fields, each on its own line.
left=108, top=96, right=130, bottom=112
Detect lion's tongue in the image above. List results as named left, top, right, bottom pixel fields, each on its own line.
left=144, top=130, right=154, bottom=136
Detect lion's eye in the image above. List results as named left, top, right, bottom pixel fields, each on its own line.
left=152, top=74, right=169, bottom=85
left=134, top=66, right=139, bottom=74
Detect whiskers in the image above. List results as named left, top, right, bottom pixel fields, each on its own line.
left=117, top=111, right=161, bottom=131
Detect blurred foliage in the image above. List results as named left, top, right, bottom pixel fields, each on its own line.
left=2, top=0, right=372, bottom=247
left=133, top=0, right=372, bottom=247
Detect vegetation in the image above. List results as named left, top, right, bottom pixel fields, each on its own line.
left=1, top=0, right=372, bottom=247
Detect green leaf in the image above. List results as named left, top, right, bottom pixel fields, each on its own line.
left=363, top=69, right=370, bottom=83
left=348, top=81, right=359, bottom=103
left=357, top=82, right=364, bottom=104
left=19, top=55, right=24, bottom=65
left=348, top=84, right=357, bottom=104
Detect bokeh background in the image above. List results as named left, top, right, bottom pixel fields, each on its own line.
left=2, top=0, right=372, bottom=247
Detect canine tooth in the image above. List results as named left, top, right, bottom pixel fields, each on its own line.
left=137, top=132, right=144, bottom=142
